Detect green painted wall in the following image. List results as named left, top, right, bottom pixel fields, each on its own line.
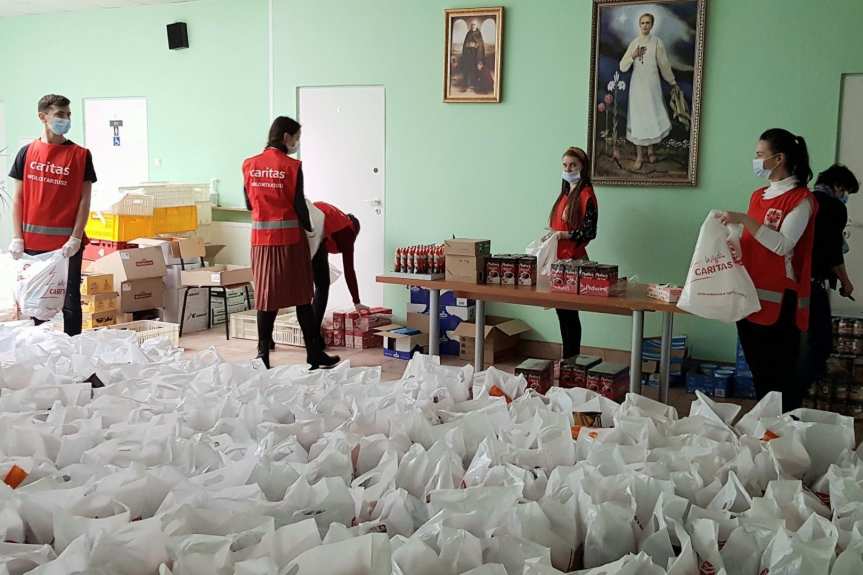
left=2, top=0, right=862, bottom=360
left=0, top=0, right=268, bottom=231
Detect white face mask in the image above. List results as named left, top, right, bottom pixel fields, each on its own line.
left=562, top=170, right=581, bottom=184
left=753, top=154, right=778, bottom=179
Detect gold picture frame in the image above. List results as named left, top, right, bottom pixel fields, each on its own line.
left=444, top=7, right=504, bottom=103
left=588, top=0, right=708, bottom=186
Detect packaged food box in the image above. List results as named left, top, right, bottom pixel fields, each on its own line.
left=587, top=362, right=629, bottom=401
left=515, top=358, right=554, bottom=394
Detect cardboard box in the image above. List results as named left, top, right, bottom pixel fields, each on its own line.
left=517, top=256, right=537, bottom=287
left=83, top=309, right=117, bottom=330
left=587, top=362, right=629, bottom=401
left=406, top=310, right=471, bottom=356
left=444, top=238, right=491, bottom=257
left=485, top=257, right=501, bottom=285
left=499, top=256, right=518, bottom=287
left=132, top=236, right=206, bottom=267
left=647, top=283, right=682, bottom=304
left=165, top=260, right=204, bottom=290
left=377, top=324, right=428, bottom=361
left=81, top=292, right=118, bottom=313
left=182, top=265, right=253, bottom=287
left=560, top=355, right=602, bottom=388
left=333, top=329, right=346, bottom=348
left=116, top=312, right=134, bottom=324
left=162, top=287, right=209, bottom=332
left=90, top=247, right=166, bottom=282
left=453, top=316, right=531, bottom=368
left=409, top=287, right=474, bottom=310
left=119, top=278, right=165, bottom=312
left=579, top=264, right=620, bottom=297
left=515, top=358, right=554, bottom=394
left=347, top=333, right=383, bottom=350
left=80, top=273, right=115, bottom=296
left=345, top=307, right=393, bottom=332
left=445, top=255, right=485, bottom=284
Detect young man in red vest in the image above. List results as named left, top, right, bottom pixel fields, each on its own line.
left=8, top=94, right=96, bottom=336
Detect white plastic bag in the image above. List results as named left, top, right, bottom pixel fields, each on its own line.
left=15, top=251, right=68, bottom=321
left=525, top=232, right=559, bottom=279
left=283, top=532, right=391, bottom=575
left=0, top=253, right=18, bottom=322
left=678, top=211, right=760, bottom=323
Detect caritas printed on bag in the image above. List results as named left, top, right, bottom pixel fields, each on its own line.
left=15, top=251, right=68, bottom=321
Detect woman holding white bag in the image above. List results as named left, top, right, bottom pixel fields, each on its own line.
left=718, top=128, right=816, bottom=410
left=548, top=147, right=598, bottom=359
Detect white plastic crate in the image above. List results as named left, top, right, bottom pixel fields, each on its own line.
left=196, top=201, right=213, bottom=226
left=112, top=191, right=155, bottom=216
left=274, top=323, right=304, bottom=347
left=229, top=310, right=258, bottom=340
left=121, top=183, right=208, bottom=208
left=107, top=320, right=180, bottom=347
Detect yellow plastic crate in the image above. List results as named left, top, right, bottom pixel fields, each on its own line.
left=85, top=212, right=154, bottom=242
left=153, top=206, right=198, bottom=234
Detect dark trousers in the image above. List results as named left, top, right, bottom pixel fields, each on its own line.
left=311, top=246, right=330, bottom=329
left=737, top=290, right=802, bottom=411
left=257, top=304, right=322, bottom=362
left=799, top=282, right=833, bottom=387
left=25, top=248, right=83, bottom=337
left=556, top=309, right=582, bottom=359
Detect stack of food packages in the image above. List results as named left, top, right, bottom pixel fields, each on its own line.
left=802, top=316, right=863, bottom=420
left=1, top=322, right=862, bottom=575
left=80, top=273, right=119, bottom=329
left=550, top=260, right=623, bottom=297
left=392, top=244, right=446, bottom=275
left=325, top=307, right=392, bottom=349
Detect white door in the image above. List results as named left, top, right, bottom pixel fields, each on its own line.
left=83, top=97, right=149, bottom=207
left=835, top=74, right=863, bottom=316
left=298, top=86, right=385, bottom=311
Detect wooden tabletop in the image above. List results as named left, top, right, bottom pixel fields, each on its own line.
left=377, top=274, right=683, bottom=315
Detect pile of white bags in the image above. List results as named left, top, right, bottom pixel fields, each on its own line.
left=1, top=322, right=862, bottom=575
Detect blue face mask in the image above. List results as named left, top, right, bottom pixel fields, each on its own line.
left=562, top=170, right=581, bottom=185
left=840, top=193, right=849, bottom=205
left=50, top=118, right=71, bottom=136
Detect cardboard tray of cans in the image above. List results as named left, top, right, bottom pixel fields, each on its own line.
left=559, top=354, right=602, bottom=389
left=485, top=255, right=537, bottom=287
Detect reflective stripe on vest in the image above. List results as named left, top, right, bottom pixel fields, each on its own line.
left=756, top=288, right=810, bottom=309
left=23, top=223, right=74, bottom=236
left=252, top=219, right=299, bottom=230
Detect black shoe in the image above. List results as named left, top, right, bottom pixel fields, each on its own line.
left=309, top=352, right=340, bottom=370
left=269, top=340, right=276, bottom=351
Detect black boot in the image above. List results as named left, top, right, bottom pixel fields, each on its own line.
left=256, top=310, right=277, bottom=369
left=297, top=304, right=339, bottom=370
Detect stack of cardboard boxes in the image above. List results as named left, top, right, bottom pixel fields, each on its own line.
left=407, top=287, right=475, bottom=356
left=556, top=355, right=629, bottom=401
left=133, top=237, right=209, bottom=333
left=80, top=273, right=120, bottom=329
left=89, top=246, right=167, bottom=318
left=328, top=308, right=392, bottom=349
left=444, top=239, right=490, bottom=284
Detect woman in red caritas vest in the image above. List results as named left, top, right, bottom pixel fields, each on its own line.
left=548, top=147, right=599, bottom=359
left=718, top=129, right=817, bottom=411
left=242, top=116, right=339, bottom=370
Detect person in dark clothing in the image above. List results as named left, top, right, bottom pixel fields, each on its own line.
left=310, top=201, right=367, bottom=330
left=460, top=20, right=485, bottom=91
left=800, top=164, right=859, bottom=385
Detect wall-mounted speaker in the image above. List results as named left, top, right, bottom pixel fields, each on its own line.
left=167, top=22, right=189, bottom=50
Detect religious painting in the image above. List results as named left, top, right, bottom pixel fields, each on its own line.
left=444, top=7, right=504, bottom=103
left=588, top=0, right=707, bottom=186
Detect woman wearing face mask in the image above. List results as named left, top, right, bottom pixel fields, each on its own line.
left=718, top=129, right=817, bottom=410
left=549, top=147, right=598, bottom=359
left=242, top=116, right=339, bottom=370
left=800, top=164, right=859, bottom=387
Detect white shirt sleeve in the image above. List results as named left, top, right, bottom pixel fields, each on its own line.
left=754, top=199, right=812, bottom=256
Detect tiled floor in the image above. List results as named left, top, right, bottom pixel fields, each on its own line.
left=180, top=326, right=759, bottom=418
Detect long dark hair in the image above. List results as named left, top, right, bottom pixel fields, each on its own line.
left=760, top=128, right=812, bottom=184
left=266, top=116, right=301, bottom=153
left=549, top=146, right=593, bottom=229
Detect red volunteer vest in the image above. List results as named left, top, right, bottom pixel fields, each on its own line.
left=242, top=148, right=302, bottom=246
left=21, top=139, right=88, bottom=251
left=551, top=185, right=597, bottom=260
left=314, top=201, right=353, bottom=254
left=741, top=185, right=817, bottom=331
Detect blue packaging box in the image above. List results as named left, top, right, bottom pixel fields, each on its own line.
left=409, top=287, right=474, bottom=311
left=686, top=373, right=715, bottom=396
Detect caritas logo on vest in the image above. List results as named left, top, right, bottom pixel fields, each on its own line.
left=28, top=160, right=71, bottom=186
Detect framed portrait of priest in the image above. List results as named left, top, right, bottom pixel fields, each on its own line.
left=588, top=0, right=707, bottom=186
left=444, top=7, right=504, bottom=103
